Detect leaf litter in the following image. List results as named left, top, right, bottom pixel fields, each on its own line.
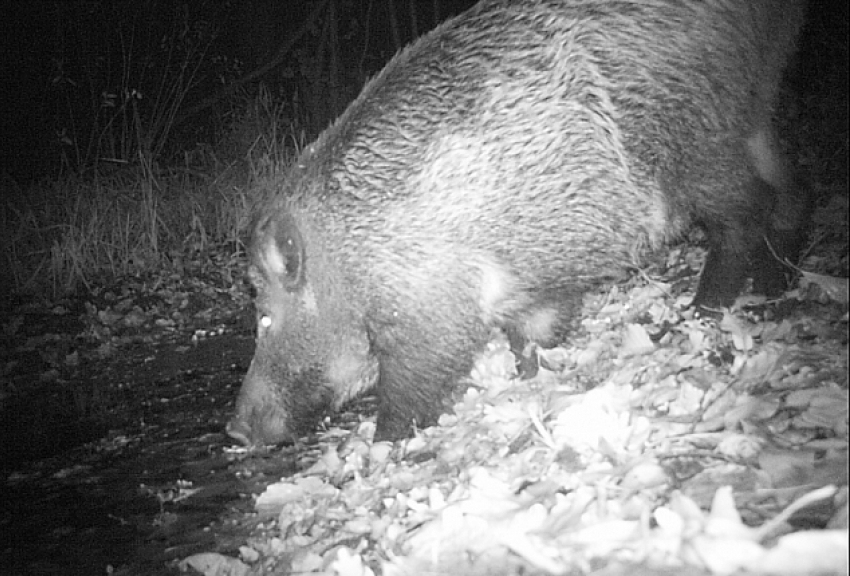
left=183, top=276, right=849, bottom=576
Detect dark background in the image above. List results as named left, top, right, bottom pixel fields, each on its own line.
left=1, top=0, right=483, bottom=185
left=1, top=0, right=846, bottom=186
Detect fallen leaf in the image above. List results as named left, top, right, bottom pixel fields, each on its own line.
left=178, top=552, right=249, bottom=576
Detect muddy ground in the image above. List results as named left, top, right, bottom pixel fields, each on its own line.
left=0, top=271, right=324, bottom=575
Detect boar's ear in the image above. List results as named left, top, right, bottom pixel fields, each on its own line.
left=259, top=214, right=306, bottom=291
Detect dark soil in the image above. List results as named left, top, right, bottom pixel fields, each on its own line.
left=0, top=275, right=307, bottom=576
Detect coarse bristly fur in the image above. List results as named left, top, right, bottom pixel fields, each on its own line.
left=227, top=0, right=810, bottom=447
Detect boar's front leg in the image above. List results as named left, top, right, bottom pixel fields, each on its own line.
left=368, top=305, right=490, bottom=441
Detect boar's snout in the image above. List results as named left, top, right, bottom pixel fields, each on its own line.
left=225, top=404, right=293, bottom=447
left=225, top=417, right=254, bottom=447
left=225, top=370, right=298, bottom=447
left=227, top=364, right=335, bottom=447
left=226, top=379, right=320, bottom=446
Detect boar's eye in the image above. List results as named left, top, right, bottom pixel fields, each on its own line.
left=256, top=314, right=273, bottom=336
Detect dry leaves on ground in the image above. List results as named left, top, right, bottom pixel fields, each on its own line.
left=183, top=281, right=848, bottom=576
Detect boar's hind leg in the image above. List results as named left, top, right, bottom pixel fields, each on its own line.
left=693, top=215, right=762, bottom=310
left=751, top=181, right=813, bottom=299
left=744, top=129, right=813, bottom=300
left=741, top=178, right=797, bottom=299
left=370, top=309, right=489, bottom=441
left=693, top=174, right=803, bottom=311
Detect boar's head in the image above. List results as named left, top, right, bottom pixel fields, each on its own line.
left=227, top=208, right=377, bottom=447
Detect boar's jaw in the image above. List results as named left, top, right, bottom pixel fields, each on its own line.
left=229, top=364, right=334, bottom=447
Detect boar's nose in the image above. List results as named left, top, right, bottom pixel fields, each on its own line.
left=226, top=417, right=253, bottom=447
